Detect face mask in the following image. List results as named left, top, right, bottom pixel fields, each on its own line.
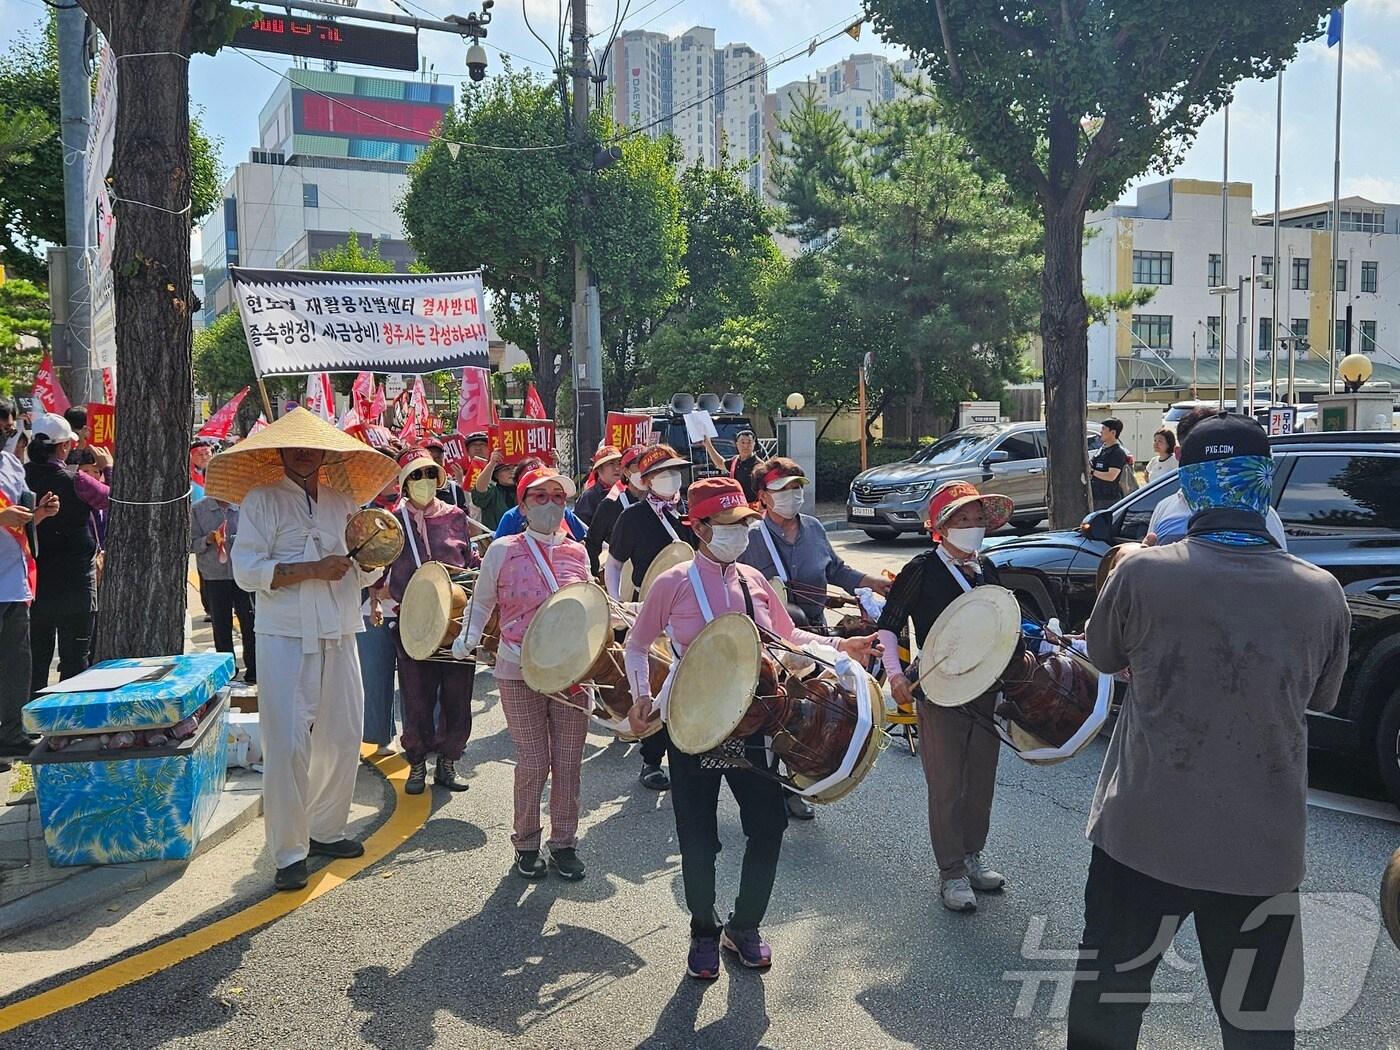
left=769, top=488, right=804, bottom=518
left=945, top=526, right=986, bottom=553
left=649, top=470, right=683, bottom=499
left=705, top=523, right=752, bottom=563
left=407, top=479, right=437, bottom=507
left=525, top=502, right=565, bottom=535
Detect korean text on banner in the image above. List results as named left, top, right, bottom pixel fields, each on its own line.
left=230, top=268, right=491, bottom=376
left=606, top=412, right=652, bottom=450
left=32, top=353, right=71, bottom=414
left=497, top=419, right=556, bottom=465
left=87, top=403, right=115, bottom=452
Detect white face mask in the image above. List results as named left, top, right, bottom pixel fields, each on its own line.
left=769, top=488, right=804, bottom=518
left=525, top=502, right=565, bottom=535
left=406, top=479, right=437, bottom=507
left=649, top=470, right=683, bottom=499
left=945, top=526, right=986, bottom=553
left=705, top=522, right=752, bottom=563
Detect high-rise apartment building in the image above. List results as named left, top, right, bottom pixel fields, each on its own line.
left=767, top=52, right=922, bottom=156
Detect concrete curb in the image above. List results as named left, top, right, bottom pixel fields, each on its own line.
left=0, top=773, right=264, bottom=942
left=821, top=517, right=857, bottom=533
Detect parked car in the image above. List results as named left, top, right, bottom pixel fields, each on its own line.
left=985, top=431, right=1400, bottom=805
left=846, top=422, right=1102, bottom=539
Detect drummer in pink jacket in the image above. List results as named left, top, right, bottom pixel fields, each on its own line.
left=624, top=476, right=873, bottom=980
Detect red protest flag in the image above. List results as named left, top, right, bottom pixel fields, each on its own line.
left=101, top=367, right=116, bottom=404
left=248, top=414, right=270, bottom=436
left=32, top=353, right=71, bottom=414
left=87, top=402, right=116, bottom=451
left=367, top=382, right=387, bottom=423
left=197, top=386, right=250, bottom=440
left=350, top=371, right=374, bottom=420
left=456, top=367, right=497, bottom=434
left=524, top=383, right=548, bottom=420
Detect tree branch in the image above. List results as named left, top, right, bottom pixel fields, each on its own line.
left=932, top=0, right=964, bottom=92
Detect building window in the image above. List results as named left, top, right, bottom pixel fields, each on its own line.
left=1206, top=316, right=1221, bottom=351
left=1259, top=316, right=1272, bottom=355
left=1339, top=210, right=1384, bottom=233
left=1359, top=320, right=1377, bottom=352
left=1208, top=252, right=1222, bottom=287
left=1132, top=313, right=1172, bottom=350
left=1335, top=319, right=1349, bottom=354
left=303, top=184, right=319, bottom=208
left=1291, top=319, right=1309, bottom=344
left=1132, top=250, right=1172, bottom=285
left=1334, top=260, right=1346, bottom=291
left=1361, top=260, right=1378, bottom=294
left=1291, top=257, right=1309, bottom=290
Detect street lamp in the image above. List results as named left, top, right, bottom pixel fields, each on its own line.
left=1339, top=352, right=1373, bottom=393
left=1207, top=284, right=1238, bottom=404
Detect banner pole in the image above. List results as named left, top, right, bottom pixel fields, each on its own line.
left=256, top=377, right=275, bottom=421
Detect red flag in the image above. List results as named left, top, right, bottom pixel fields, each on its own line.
left=101, top=367, right=116, bottom=404
left=367, top=382, right=387, bottom=423
left=351, top=371, right=374, bottom=420
left=524, top=383, right=548, bottom=420
left=32, top=353, right=71, bottom=414
left=456, top=367, right=497, bottom=435
left=408, top=376, right=430, bottom=429
left=248, top=414, right=269, bottom=436
left=198, top=387, right=250, bottom=440
left=304, top=372, right=334, bottom=421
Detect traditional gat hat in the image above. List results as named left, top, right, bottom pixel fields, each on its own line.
left=204, top=406, right=399, bottom=505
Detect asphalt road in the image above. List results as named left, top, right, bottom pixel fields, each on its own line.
left=3, top=531, right=1398, bottom=1049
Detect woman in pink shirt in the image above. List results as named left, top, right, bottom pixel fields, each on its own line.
left=451, top=467, right=593, bottom=882
left=623, top=476, right=873, bottom=980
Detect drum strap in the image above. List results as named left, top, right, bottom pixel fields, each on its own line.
left=938, top=547, right=976, bottom=594
left=686, top=561, right=755, bottom=622
left=522, top=531, right=561, bottom=590
left=649, top=498, right=681, bottom=541
left=757, top=520, right=790, bottom=583
left=619, top=491, right=634, bottom=511
left=399, top=505, right=424, bottom=569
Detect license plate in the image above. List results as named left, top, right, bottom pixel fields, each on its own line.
left=851, top=506, right=876, bottom=518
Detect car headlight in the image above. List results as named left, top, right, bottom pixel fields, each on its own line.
left=890, top=483, right=932, bottom=503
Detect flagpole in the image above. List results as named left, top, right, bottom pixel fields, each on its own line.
left=256, top=377, right=275, bottom=421
left=1218, top=104, right=1230, bottom=405
left=1272, top=70, right=1283, bottom=402
left=1328, top=8, right=1344, bottom=394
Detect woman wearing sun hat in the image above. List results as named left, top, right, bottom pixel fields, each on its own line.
left=451, top=466, right=594, bottom=882
left=217, top=408, right=400, bottom=893
left=376, top=449, right=482, bottom=795
left=876, top=479, right=1015, bottom=914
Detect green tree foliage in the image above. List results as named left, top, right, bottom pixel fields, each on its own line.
left=0, top=106, right=53, bottom=171
left=399, top=70, right=684, bottom=418
left=864, top=0, right=1335, bottom=525
left=0, top=16, right=223, bottom=281
left=769, top=87, right=857, bottom=244
left=0, top=277, right=50, bottom=392
left=311, top=233, right=396, bottom=274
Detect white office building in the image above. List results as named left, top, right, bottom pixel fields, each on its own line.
left=1083, top=178, right=1400, bottom=401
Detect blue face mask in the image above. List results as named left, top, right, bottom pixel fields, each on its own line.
left=1178, top=455, right=1274, bottom=546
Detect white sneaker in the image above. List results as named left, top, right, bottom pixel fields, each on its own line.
left=966, top=852, right=1005, bottom=892
left=940, top=876, right=977, bottom=912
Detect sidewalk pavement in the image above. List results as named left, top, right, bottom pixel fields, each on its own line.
left=0, top=568, right=264, bottom=941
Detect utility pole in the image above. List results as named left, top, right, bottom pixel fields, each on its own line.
left=570, top=0, right=603, bottom=470
left=56, top=5, right=94, bottom=404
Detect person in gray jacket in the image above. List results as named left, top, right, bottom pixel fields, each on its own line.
left=190, top=493, right=256, bottom=683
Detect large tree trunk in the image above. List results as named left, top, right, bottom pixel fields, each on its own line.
left=86, top=0, right=195, bottom=660
left=1040, top=199, right=1091, bottom=530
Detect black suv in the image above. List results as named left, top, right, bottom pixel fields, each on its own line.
left=985, top=432, right=1400, bottom=805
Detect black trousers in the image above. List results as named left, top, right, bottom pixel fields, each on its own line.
left=30, top=589, right=93, bottom=695
left=0, top=602, right=31, bottom=745
left=667, top=740, right=787, bottom=936
left=1067, top=846, right=1302, bottom=1050
left=204, top=577, right=257, bottom=679
left=640, top=724, right=670, bottom=766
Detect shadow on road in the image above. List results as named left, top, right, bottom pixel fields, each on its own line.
left=634, top=973, right=772, bottom=1049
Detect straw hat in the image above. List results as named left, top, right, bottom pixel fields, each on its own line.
left=398, top=453, right=446, bottom=492
left=204, top=407, right=399, bottom=505
left=918, top=585, right=1022, bottom=706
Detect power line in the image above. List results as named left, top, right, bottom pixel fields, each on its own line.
left=383, top=0, right=555, bottom=69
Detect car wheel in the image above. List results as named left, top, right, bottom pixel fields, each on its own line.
left=862, top=527, right=900, bottom=541
left=1375, top=683, right=1400, bottom=809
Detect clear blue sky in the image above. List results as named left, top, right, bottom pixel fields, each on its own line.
left=1, top=0, right=1397, bottom=211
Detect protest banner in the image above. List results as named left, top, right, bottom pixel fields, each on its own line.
left=32, top=353, right=71, bottom=414
left=87, top=402, right=115, bottom=452
left=497, top=419, right=556, bottom=465
left=230, top=268, right=490, bottom=377
left=198, top=387, right=250, bottom=440
left=606, top=412, right=652, bottom=450
left=457, top=366, right=497, bottom=435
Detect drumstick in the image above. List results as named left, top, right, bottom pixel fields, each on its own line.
left=346, top=520, right=385, bottom=560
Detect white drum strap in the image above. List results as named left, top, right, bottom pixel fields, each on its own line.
left=758, top=521, right=789, bottom=583
left=653, top=502, right=680, bottom=541
left=791, top=653, right=873, bottom=798
left=686, top=561, right=731, bottom=623
left=399, top=505, right=423, bottom=569
left=522, top=532, right=561, bottom=590
left=941, top=550, right=975, bottom=594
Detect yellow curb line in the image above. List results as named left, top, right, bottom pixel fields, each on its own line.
left=0, top=745, right=429, bottom=1034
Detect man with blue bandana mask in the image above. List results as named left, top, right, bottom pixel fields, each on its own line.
left=1068, top=413, right=1351, bottom=1049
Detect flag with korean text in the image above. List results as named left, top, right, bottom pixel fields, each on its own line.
left=32, top=353, right=70, bottom=414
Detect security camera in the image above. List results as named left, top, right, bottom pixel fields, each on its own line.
left=482, top=0, right=494, bottom=8
left=466, top=42, right=488, bottom=81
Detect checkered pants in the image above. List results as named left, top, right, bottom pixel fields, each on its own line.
left=498, top=678, right=589, bottom=851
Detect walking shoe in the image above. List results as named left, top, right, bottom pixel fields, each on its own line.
left=274, top=859, right=308, bottom=891
left=687, top=934, right=721, bottom=980
left=514, top=849, right=547, bottom=880
left=310, top=837, right=365, bottom=859
left=940, top=876, right=977, bottom=912
left=720, top=926, right=773, bottom=969
left=434, top=756, right=470, bottom=792
left=966, top=852, right=1005, bottom=892
left=639, top=763, right=670, bottom=790
left=547, top=847, right=586, bottom=881
left=785, top=794, right=815, bottom=820
left=405, top=760, right=428, bottom=795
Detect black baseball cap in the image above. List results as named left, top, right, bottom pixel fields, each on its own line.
left=1179, top=413, right=1270, bottom=466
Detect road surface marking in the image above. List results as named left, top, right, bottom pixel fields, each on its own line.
left=0, top=747, right=428, bottom=1034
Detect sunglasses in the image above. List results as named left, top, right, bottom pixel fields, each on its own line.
left=406, top=468, right=436, bottom=482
